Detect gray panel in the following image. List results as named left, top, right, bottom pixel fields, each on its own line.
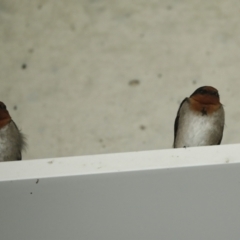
left=1, top=163, right=240, bottom=240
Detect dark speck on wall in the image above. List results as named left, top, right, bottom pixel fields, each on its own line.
left=98, top=139, right=106, bottom=148
left=129, top=79, right=140, bottom=86
left=36, top=179, right=39, bottom=184
left=192, top=79, right=197, bottom=85
left=30, top=192, right=33, bottom=194
left=158, top=73, right=162, bottom=78
left=13, top=105, right=17, bottom=110
left=140, top=125, right=146, bottom=130
left=22, top=64, right=27, bottom=69
left=28, top=48, right=34, bottom=53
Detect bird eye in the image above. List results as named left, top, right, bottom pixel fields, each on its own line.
left=199, top=89, right=205, bottom=94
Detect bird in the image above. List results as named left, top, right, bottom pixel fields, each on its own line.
left=0, top=102, right=26, bottom=161
left=173, top=86, right=225, bottom=148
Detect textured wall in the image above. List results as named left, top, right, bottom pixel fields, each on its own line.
left=0, top=0, right=239, bottom=159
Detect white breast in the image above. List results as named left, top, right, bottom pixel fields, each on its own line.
left=0, top=122, right=23, bottom=161
left=181, top=113, right=216, bottom=146
left=0, top=124, right=11, bottom=153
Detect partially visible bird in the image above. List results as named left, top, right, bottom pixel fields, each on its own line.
left=173, top=86, right=225, bottom=148
left=0, top=102, right=26, bottom=161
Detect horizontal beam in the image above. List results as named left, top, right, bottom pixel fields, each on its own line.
left=0, top=144, right=238, bottom=181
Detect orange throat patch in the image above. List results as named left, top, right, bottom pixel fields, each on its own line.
left=0, top=110, right=11, bottom=128
left=189, top=97, right=221, bottom=115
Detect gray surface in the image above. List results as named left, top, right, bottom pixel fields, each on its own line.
left=1, top=164, right=240, bottom=240
left=0, top=0, right=240, bottom=160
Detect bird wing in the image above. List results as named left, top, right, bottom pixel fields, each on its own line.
left=174, top=98, right=188, bottom=145
left=17, top=152, right=22, bottom=160
left=217, top=124, right=224, bottom=145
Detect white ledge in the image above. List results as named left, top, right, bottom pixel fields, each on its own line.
left=0, top=144, right=238, bottom=181
left=2, top=144, right=240, bottom=240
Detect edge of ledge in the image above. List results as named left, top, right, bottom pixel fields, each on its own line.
left=0, top=144, right=239, bottom=181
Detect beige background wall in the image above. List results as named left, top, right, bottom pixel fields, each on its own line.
left=0, top=0, right=239, bottom=160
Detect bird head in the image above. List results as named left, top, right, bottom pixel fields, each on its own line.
left=190, top=86, right=220, bottom=105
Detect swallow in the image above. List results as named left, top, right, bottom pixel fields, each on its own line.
left=0, top=102, right=26, bottom=161
left=173, top=86, right=225, bottom=148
